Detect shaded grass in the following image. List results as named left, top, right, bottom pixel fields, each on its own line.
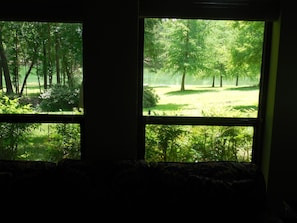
left=18, top=125, right=55, bottom=161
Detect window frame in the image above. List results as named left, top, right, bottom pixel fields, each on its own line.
left=137, top=1, right=277, bottom=165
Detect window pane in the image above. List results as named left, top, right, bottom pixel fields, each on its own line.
left=143, top=18, right=264, bottom=118
left=145, top=124, right=253, bottom=162
left=0, top=122, right=81, bottom=162
left=0, top=21, right=83, bottom=114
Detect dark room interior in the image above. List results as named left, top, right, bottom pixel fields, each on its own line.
left=0, top=0, right=296, bottom=221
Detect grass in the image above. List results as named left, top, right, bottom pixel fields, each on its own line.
left=17, top=124, right=59, bottom=161
left=144, top=84, right=259, bottom=117
left=17, top=123, right=81, bottom=162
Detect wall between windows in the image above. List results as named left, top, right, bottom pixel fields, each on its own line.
left=83, top=1, right=139, bottom=160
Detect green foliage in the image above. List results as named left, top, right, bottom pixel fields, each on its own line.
left=46, top=123, right=81, bottom=162
left=0, top=21, right=83, bottom=96
left=190, top=126, right=252, bottom=162
left=143, top=85, right=160, bottom=108
left=144, top=19, right=264, bottom=89
left=16, top=122, right=81, bottom=162
left=145, top=124, right=193, bottom=162
left=145, top=110, right=253, bottom=162
left=38, top=85, right=80, bottom=112
left=0, top=94, right=33, bottom=113
left=144, top=18, right=164, bottom=72
left=0, top=94, right=38, bottom=160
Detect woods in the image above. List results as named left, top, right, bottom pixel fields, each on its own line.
left=0, top=21, right=82, bottom=97
left=144, top=19, right=264, bottom=90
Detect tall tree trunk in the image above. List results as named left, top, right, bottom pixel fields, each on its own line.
left=47, top=24, right=53, bottom=87
left=180, top=70, right=186, bottom=91
left=0, top=67, right=2, bottom=90
left=42, top=40, right=48, bottom=89
left=55, top=36, right=61, bottom=84
left=0, top=36, right=13, bottom=94
left=19, top=53, right=36, bottom=96
left=13, top=30, right=19, bottom=94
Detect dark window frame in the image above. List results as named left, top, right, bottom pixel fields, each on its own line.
left=137, top=0, right=278, bottom=166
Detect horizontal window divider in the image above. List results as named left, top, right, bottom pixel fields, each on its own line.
left=0, top=114, right=84, bottom=124
left=143, top=116, right=258, bottom=126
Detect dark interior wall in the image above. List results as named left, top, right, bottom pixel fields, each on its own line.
left=264, top=0, right=297, bottom=202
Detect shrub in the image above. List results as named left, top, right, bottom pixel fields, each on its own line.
left=143, top=85, right=159, bottom=108
left=46, top=123, right=81, bottom=162
left=38, top=84, right=80, bottom=112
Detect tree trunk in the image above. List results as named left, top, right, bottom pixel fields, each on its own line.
left=0, top=38, right=13, bottom=94
left=42, top=40, right=48, bottom=89
left=55, top=36, right=61, bottom=84
left=180, top=70, right=186, bottom=91
left=19, top=54, right=36, bottom=96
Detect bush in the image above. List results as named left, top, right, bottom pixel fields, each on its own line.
left=143, top=85, right=159, bottom=108
left=38, top=85, right=80, bottom=112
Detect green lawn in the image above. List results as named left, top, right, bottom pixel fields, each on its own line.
left=144, top=84, right=259, bottom=117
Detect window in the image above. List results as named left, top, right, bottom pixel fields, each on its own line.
left=0, top=20, right=83, bottom=162
left=138, top=0, right=280, bottom=164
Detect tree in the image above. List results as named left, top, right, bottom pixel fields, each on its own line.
left=144, top=18, right=263, bottom=89
left=0, top=21, right=83, bottom=96
left=230, top=21, right=265, bottom=86
left=203, top=20, right=235, bottom=87
left=143, top=18, right=164, bottom=72
left=0, top=22, right=13, bottom=94
left=160, top=19, right=208, bottom=91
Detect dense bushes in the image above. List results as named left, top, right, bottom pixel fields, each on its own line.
left=38, top=85, right=80, bottom=112
left=145, top=124, right=253, bottom=162
left=145, top=109, right=253, bottom=163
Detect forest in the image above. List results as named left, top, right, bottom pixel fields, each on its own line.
left=0, top=21, right=82, bottom=98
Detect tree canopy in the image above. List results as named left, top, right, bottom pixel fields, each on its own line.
left=144, top=18, right=264, bottom=90
left=0, top=21, right=82, bottom=96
